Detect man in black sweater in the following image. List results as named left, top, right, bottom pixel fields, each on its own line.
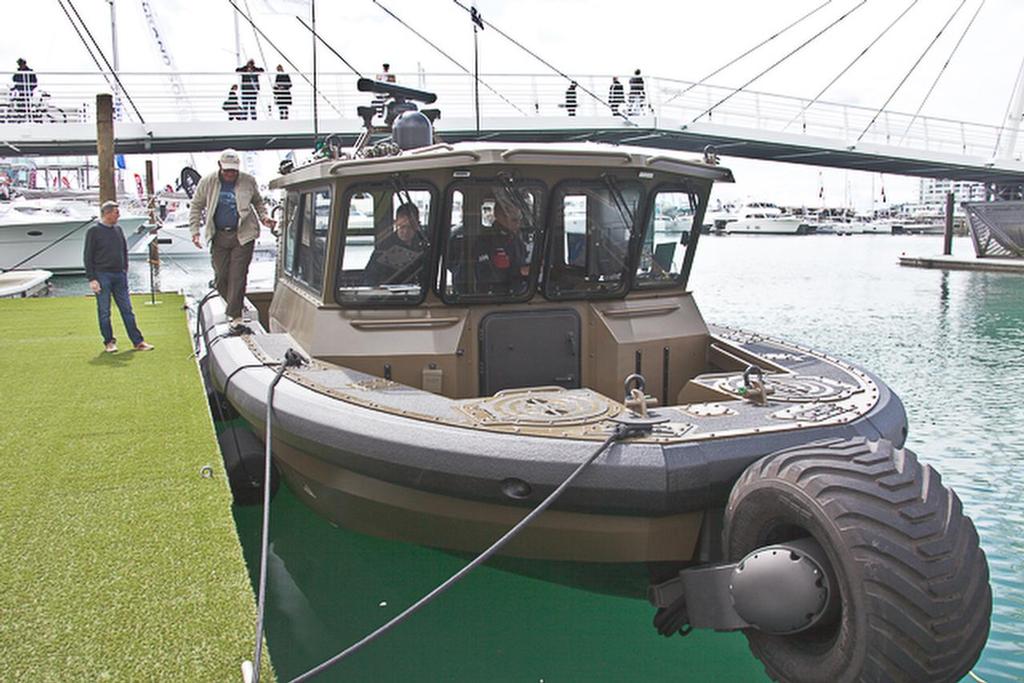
left=83, top=201, right=153, bottom=353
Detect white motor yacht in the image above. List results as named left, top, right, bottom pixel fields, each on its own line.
left=0, top=199, right=150, bottom=272
left=722, top=202, right=806, bottom=234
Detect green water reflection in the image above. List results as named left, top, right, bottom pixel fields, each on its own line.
left=225, top=235, right=1020, bottom=682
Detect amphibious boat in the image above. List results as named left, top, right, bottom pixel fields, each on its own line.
left=198, top=79, right=990, bottom=682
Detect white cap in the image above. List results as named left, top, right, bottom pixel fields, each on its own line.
left=219, top=149, right=241, bottom=171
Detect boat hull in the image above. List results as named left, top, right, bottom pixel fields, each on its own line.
left=723, top=217, right=805, bottom=234
left=199, top=295, right=908, bottom=564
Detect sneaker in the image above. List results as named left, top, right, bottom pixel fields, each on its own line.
left=104, top=341, right=118, bottom=353
left=134, top=341, right=155, bottom=351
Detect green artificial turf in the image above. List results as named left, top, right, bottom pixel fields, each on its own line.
left=0, top=294, right=273, bottom=681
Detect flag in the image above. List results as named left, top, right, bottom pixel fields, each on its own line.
left=179, top=167, right=201, bottom=199
left=134, top=173, right=145, bottom=199
left=470, top=6, right=484, bottom=30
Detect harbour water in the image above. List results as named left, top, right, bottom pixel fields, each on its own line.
left=55, top=234, right=1023, bottom=681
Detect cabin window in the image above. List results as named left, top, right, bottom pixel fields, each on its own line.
left=334, top=183, right=435, bottom=306
left=543, top=179, right=641, bottom=299
left=282, top=191, right=300, bottom=276
left=440, top=179, right=544, bottom=303
left=282, top=188, right=331, bottom=293
left=633, top=189, right=701, bottom=289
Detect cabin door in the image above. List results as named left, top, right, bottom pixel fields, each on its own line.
left=479, top=309, right=581, bottom=395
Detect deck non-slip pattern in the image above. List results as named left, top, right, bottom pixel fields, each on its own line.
left=0, top=294, right=272, bottom=681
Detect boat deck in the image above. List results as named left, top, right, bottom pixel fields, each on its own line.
left=0, top=294, right=271, bottom=680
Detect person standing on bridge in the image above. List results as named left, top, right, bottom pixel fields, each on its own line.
left=12, top=58, right=37, bottom=123
left=628, top=69, right=646, bottom=115
left=564, top=81, right=578, bottom=117
left=189, top=150, right=276, bottom=330
left=609, top=76, right=624, bottom=115
left=235, top=59, right=264, bottom=121
left=273, top=65, right=292, bottom=120
left=222, top=84, right=242, bottom=121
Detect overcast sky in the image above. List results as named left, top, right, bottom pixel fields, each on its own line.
left=6, top=0, right=1023, bottom=208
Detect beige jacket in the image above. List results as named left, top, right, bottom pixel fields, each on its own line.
left=188, top=171, right=267, bottom=246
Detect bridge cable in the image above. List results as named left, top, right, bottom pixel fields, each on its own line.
left=450, top=0, right=635, bottom=126
left=369, top=0, right=528, bottom=116
left=225, top=0, right=346, bottom=118
left=782, top=0, right=920, bottom=132
left=293, top=17, right=362, bottom=78
left=55, top=0, right=111, bottom=84
left=855, top=0, right=968, bottom=143
left=992, top=52, right=1024, bottom=158
left=693, top=0, right=868, bottom=123
left=898, top=0, right=987, bottom=145
left=242, top=0, right=275, bottom=117
left=663, top=0, right=834, bottom=109
left=59, top=0, right=146, bottom=124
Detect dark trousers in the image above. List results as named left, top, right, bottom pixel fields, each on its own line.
left=95, top=271, right=144, bottom=345
left=241, top=92, right=257, bottom=120
left=212, top=230, right=255, bottom=319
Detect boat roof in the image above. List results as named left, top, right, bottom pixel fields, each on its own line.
left=269, top=141, right=735, bottom=190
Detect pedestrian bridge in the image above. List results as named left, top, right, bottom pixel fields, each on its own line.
left=3, top=71, right=1023, bottom=185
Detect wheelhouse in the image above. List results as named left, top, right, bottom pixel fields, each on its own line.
left=268, top=143, right=733, bottom=401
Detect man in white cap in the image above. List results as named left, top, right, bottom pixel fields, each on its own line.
left=83, top=200, right=154, bottom=352
left=189, top=149, right=275, bottom=329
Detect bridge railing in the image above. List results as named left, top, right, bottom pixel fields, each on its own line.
left=0, top=71, right=1016, bottom=161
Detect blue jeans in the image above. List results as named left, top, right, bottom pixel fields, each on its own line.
left=95, top=271, right=144, bottom=346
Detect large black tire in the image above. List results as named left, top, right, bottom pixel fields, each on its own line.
left=724, top=437, right=990, bottom=683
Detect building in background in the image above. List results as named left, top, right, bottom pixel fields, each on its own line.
left=918, top=178, right=986, bottom=210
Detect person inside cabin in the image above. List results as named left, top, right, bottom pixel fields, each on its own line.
left=188, top=149, right=276, bottom=330
left=473, top=199, right=531, bottom=295
left=222, top=84, right=242, bottom=121
left=273, top=65, right=292, bottom=120
left=235, top=59, right=264, bottom=120
left=363, top=203, right=427, bottom=286
left=83, top=201, right=154, bottom=353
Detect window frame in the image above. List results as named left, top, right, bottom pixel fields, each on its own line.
left=437, top=177, right=547, bottom=306
left=280, top=185, right=332, bottom=296
left=631, top=181, right=710, bottom=292
left=332, top=179, right=439, bottom=309
left=541, top=177, right=646, bottom=301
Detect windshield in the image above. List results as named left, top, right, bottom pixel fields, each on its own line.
left=544, top=179, right=641, bottom=299
left=440, top=178, right=544, bottom=303
left=334, top=182, right=435, bottom=306
left=634, top=188, right=701, bottom=289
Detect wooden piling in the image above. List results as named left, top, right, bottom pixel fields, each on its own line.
left=96, top=94, right=115, bottom=204
left=943, top=190, right=954, bottom=256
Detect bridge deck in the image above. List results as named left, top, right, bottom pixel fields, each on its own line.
left=4, top=115, right=1021, bottom=184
